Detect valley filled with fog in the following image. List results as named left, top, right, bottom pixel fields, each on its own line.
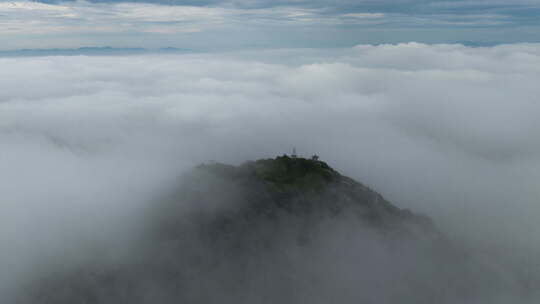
left=1, top=43, right=540, bottom=302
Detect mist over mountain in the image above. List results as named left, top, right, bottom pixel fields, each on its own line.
left=12, top=156, right=539, bottom=303
left=1, top=44, right=540, bottom=303
left=2, top=0, right=540, bottom=301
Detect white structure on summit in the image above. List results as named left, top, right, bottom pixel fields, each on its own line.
left=292, top=147, right=297, bottom=158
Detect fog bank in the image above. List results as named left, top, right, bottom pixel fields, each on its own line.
left=1, top=43, right=540, bottom=300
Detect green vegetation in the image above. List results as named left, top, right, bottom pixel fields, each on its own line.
left=249, top=155, right=337, bottom=191
left=196, top=155, right=338, bottom=191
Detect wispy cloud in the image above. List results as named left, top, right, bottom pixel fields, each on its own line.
left=341, top=13, right=385, bottom=19
left=0, top=1, right=230, bottom=34
left=0, top=0, right=538, bottom=49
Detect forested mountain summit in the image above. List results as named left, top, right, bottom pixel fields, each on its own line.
left=168, top=155, right=440, bottom=239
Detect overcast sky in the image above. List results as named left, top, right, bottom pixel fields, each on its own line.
left=1, top=0, right=540, bottom=50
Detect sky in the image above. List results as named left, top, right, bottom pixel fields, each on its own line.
left=1, top=0, right=540, bottom=50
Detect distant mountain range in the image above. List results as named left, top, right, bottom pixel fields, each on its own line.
left=0, top=42, right=506, bottom=58
left=453, top=41, right=502, bottom=47
left=0, top=47, right=198, bottom=57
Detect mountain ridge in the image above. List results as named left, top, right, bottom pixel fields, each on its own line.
left=0, top=47, right=197, bottom=57
left=16, top=156, right=515, bottom=304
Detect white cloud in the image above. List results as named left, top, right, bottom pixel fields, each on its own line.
left=0, top=1, right=334, bottom=38
left=0, top=3, right=368, bottom=42
left=111, top=2, right=229, bottom=23
left=1, top=43, right=540, bottom=298
left=0, top=1, right=228, bottom=35
left=0, top=1, right=537, bottom=49
left=0, top=1, right=68, bottom=12
left=341, top=13, right=385, bottom=18
left=432, top=0, right=540, bottom=8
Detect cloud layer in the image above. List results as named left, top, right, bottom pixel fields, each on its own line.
left=1, top=0, right=539, bottom=49
left=1, top=43, right=540, bottom=298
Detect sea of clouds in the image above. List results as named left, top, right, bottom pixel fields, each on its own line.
left=1, top=42, right=540, bottom=299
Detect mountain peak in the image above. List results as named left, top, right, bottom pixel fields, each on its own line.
left=186, top=156, right=437, bottom=238
left=197, top=155, right=337, bottom=190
